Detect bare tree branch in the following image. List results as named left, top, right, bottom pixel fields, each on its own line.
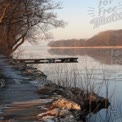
left=0, top=0, right=65, bottom=55
left=0, top=0, right=10, bottom=23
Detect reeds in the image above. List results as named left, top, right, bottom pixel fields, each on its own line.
left=45, top=63, right=121, bottom=122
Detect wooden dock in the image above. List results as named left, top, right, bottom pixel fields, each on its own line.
left=14, top=57, right=78, bottom=64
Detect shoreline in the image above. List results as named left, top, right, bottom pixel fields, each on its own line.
left=0, top=59, right=110, bottom=122
left=48, top=46, right=122, bottom=49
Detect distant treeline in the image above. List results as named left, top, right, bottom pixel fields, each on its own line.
left=48, top=30, right=122, bottom=47
left=49, top=39, right=86, bottom=47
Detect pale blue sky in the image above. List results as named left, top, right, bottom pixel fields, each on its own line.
left=50, top=0, right=122, bottom=40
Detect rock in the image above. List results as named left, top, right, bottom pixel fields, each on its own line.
left=51, top=98, right=81, bottom=110
left=36, top=75, right=47, bottom=90
left=51, top=95, right=62, bottom=100
left=38, top=86, right=52, bottom=94
left=59, top=114, right=78, bottom=122
left=37, top=98, right=81, bottom=121
left=37, top=83, right=63, bottom=95
left=87, top=94, right=97, bottom=101
left=25, top=69, right=34, bottom=74
left=0, top=79, right=5, bottom=88
left=37, top=108, right=74, bottom=122
left=37, top=108, right=59, bottom=121
left=82, top=93, right=110, bottom=114
left=38, top=83, right=74, bottom=98
left=42, top=118, right=55, bottom=122
left=37, top=82, right=110, bottom=120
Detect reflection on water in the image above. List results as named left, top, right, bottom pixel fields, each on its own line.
left=47, top=47, right=122, bottom=121
left=13, top=46, right=122, bottom=122
left=49, top=48, right=122, bottom=65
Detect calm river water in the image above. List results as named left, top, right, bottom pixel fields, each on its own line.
left=14, top=43, right=122, bottom=122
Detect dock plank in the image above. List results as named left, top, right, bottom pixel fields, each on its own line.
left=14, top=57, right=78, bottom=64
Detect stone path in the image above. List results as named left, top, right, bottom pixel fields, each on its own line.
left=0, top=55, right=41, bottom=121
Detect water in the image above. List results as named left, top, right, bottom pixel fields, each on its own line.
left=13, top=45, right=122, bottom=121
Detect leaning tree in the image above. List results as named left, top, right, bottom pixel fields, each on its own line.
left=0, top=0, right=64, bottom=55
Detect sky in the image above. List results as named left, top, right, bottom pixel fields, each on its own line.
left=50, top=0, right=122, bottom=40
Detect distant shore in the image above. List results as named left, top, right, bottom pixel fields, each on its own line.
left=48, top=46, right=122, bottom=49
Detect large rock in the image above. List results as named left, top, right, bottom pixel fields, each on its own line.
left=37, top=108, right=79, bottom=122
left=51, top=98, right=81, bottom=110
left=37, top=83, right=110, bottom=121
left=37, top=98, right=81, bottom=122
left=37, top=108, right=67, bottom=119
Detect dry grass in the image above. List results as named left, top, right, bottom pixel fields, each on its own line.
left=44, top=63, right=122, bottom=122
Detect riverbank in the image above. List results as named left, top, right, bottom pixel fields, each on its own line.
left=0, top=56, right=110, bottom=122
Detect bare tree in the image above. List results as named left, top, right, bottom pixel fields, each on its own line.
left=0, top=0, right=64, bottom=55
